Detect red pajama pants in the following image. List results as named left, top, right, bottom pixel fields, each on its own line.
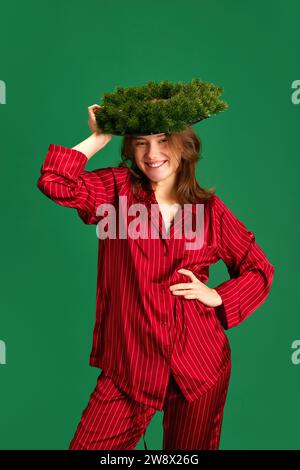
left=69, top=360, right=231, bottom=451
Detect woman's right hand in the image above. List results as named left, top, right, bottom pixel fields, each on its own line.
left=88, top=104, right=113, bottom=146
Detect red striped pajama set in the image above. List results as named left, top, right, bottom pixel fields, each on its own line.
left=37, top=144, right=275, bottom=450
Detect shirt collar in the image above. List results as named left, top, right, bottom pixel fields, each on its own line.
left=132, top=181, right=157, bottom=205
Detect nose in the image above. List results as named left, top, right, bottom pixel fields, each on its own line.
left=145, top=141, right=162, bottom=158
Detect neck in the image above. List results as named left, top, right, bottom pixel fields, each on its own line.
left=151, top=174, right=178, bottom=202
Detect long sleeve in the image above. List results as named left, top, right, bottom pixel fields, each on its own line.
left=37, top=144, right=116, bottom=224
left=213, top=195, right=275, bottom=330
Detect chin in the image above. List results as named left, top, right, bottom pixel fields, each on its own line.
left=148, top=172, right=173, bottom=183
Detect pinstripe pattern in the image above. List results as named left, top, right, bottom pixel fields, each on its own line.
left=68, top=360, right=231, bottom=450
left=162, top=359, right=231, bottom=450
left=37, top=144, right=274, bottom=448
left=68, top=371, right=152, bottom=450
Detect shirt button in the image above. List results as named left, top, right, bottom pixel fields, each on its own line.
left=161, top=321, right=168, bottom=327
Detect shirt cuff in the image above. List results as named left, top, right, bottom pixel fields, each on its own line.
left=40, top=144, right=89, bottom=182
left=214, top=280, right=241, bottom=330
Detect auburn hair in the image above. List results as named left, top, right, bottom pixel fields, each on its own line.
left=118, top=125, right=216, bottom=206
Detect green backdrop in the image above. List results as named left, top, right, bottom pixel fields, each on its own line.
left=0, top=0, right=298, bottom=450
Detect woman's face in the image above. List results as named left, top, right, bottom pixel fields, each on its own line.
left=133, top=133, right=181, bottom=183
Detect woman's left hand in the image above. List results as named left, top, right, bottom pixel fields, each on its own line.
left=169, top=268, right=223, bottom=308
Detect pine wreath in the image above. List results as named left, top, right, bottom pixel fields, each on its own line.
left=94, top=78, right=228, bottom=136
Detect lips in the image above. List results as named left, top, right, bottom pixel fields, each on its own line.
left=145, top=160, right=167, bottom=168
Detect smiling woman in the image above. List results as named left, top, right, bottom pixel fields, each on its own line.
left=136, top=136, right=168, bottom=169
left=36, top=79, right=274, bottom=451
left=119, top=126, right=216, bottom=206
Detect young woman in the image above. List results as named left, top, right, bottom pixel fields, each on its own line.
left=37, top=104, right=275, bottom=450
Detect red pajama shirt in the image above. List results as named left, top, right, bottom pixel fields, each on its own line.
left=37, top=144, right=275, bottom=411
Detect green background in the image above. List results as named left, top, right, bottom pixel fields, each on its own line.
left=0, top=0, right=298, bottom=450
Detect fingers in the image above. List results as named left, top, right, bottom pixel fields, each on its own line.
left=169, top=282, right=194, bottom=290
left=88, top=104, right=102, bottom=109
left=88, top=104, right=102, bottom=117
left=177, top=268, right=198, bottom=281
left=171, top=289, right=196, bottom=295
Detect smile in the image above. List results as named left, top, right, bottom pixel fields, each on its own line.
left=145, top=160, right=167, bottom=168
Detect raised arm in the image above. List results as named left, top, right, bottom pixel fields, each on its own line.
left=37, top=143, right=116, bottom=225
left=213, top=195, right=275, bottom=330
left=36, top=106, right=119, bottom=224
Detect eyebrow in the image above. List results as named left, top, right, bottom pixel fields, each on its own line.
left=134, top=134, right=166, bottom=141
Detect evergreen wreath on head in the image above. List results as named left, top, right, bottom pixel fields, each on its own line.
left=94, top=78, right=228, bottom=136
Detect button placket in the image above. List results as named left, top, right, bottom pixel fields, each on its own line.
left=160, top=284, right=170, bottom=327
left=163, top=241, right=169, bottom=256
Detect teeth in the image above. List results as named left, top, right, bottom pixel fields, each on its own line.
left=146, top=161, right=166, bottom=168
